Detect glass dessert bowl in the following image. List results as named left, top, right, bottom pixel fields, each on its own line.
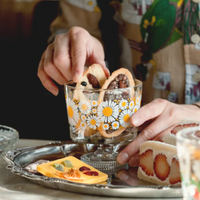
left=64, top=78, right=142, bottom=171
left=176, top=125, right=200, bottom=200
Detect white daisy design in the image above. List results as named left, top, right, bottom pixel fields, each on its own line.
left=98, top=100, right=119, bottom=123
left=119, top=109, right=133, bottom=127
left=136, top=96, right=141, bottom=105
left=67, top=98, right=79, bottom=126
left=112, top=121, right=119, bottom=130
left=81, top=115, right=86, bottom=122
left=129, top=101, right=134, bottom=109
left=119, top=100, right=128, bottom=110
left=92, top=108, right=97, bottom=114
left=103, top=123, right=109, bottom=130
left=87, top=115, right=101, bottom=130
left=133, top=105, right=140, bottom=113
left=79, top=122, right=87, bottom=130
left=91, top=100, right=98, bottom=107
left=79, top=100, right=91, bottom=115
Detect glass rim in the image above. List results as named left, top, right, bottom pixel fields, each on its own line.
left=176, top=126, right=200, bottom=145
left=0, top=124, right=19, bottom=139
left=64, top=79, right=143, bottom=92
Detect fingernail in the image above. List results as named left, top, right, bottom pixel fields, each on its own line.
left=117, top=152, right=129, bottom=164
left=117, top=171, right=129, bottom=181
left=132, top=118, right=139, bottom=126
left=49, top=87, right=58, bottom=96
left=105, top=68, right=110, bottom=77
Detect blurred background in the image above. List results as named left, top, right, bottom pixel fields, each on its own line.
left=0, top=0, right=70, bottom=141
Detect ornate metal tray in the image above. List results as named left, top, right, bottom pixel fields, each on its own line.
left=3, top=141, right=182, bottom=198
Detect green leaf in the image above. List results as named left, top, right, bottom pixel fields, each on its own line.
left=154, top=19, right=166, bottom=27
left=140, top=0, right=177, bottom=52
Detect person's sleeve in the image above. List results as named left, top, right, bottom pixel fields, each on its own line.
left=47, top=1, right=69, bottom=44
left=47, top=0, right=102, bottom=44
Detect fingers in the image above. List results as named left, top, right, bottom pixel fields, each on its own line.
left=117, top=128, right=174, bottom=167
left=100, top=62, right=110, bottom=78
left=117, top=121, right=172, bottom=165
left=117, top=135, right=144, bottom=165
left=86, top=36, right=110, bottom=78
left=69, top=29, right=87, bottom=82
left=37, top=52, right=59, bottom=96
left=153, top=125, right=175, bottom=142
left=53, top=34, right=73, bottom=81
left=37, top=27, right=108, bottom=94
left=128, top=153, right=139, bottom=167
left=69, top=28, right=109, bottom=81
left=117, top=100, right=200, bottom=167
left=44, top=43, right=68, bottom=84
left=117, top=168, right=139, bottom=186
left=117, top=99, right=174, bottom=165
left=131, top=98, right=168, bottom=126
left=53, top=27, right=107, bottom=82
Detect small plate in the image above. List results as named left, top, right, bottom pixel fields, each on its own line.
left=3, top=141, right=182, bottom=198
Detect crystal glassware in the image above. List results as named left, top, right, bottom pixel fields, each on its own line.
left=64, top=79, right=142, bottom=171
left=176, top=125, right=200, bottom=200
left=0, top=125, right=19, bottom=157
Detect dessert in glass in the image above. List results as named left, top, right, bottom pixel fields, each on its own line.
left=64, top=65, right=143, bottom=171
left=176, top=124, right=200, bottom=200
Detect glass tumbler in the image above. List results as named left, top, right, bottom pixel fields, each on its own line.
left=176, top=125, right=200, bottom=200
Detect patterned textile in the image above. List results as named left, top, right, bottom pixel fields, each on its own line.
left=50, top=0, right=200, bottom=105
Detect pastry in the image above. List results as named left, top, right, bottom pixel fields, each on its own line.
left=98, top=68, right=135, bottom=138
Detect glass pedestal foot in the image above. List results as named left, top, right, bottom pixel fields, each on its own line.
left=80, top=144, right=128, bottom=173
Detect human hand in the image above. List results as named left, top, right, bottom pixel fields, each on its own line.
left=117, top=98, right=200, bottom=167
left=117, top=168, right=139, bottom=186
left=37, top=26, right=109, bottom=95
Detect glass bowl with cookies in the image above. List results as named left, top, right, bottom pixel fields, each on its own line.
left=64, top=64, right=142, bottom=171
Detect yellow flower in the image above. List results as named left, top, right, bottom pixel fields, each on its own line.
left=112, top=121, right=119, bottom=130
left=67, top=98, right=79, bottom=126
left=79, top=100, right=91, bottom=115
left=119, top=100, right=128, bottom=110
left=143, top=20, right=150, bottom=29
left=87, top=115, right=101, bottom=130
left=102, top=123, right=109, bottom=131
left=98, top=100, right=119, bottom=123
left=177, top=0, right=183, bottom=8
left=151, top=16, right=156, bottom=26
left=149, top=59, right=156, bottom=67
left=119, top=110, right=133, bottom=128
left=129, top=101, right=134, bottom=109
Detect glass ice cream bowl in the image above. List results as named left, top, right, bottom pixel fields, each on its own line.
left=64, top=79, right=142, bottom=171
left=176, top=125, right=200, bottom=200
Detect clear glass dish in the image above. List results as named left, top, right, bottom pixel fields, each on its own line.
left=0, top=125, right=19, bottom=157
left=176, top=125, right=200, bottom=200
left=64, top=79, right=142, bottom=171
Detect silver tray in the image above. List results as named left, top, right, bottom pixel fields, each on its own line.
left=3, top=141, right=182, bottom=198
